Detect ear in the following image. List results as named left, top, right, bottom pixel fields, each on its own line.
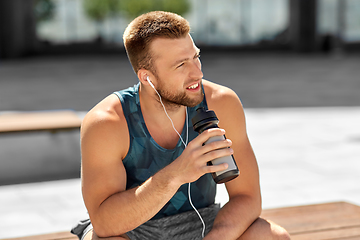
left=137, top=69, right=152, bottom=86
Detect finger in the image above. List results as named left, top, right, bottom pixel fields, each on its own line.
left=205, top=146, right=234, bottom=160
left=201, top=138, right=232, bottom=155
left=203, top=162, right=229, bottom=174
left=190, top=128, right=226, bottom=146
left=197, top=147, right=234, bottom=167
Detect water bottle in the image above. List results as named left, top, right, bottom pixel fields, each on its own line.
left=192, top=107, right=239, bottom=184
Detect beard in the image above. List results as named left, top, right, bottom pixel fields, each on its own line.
left=156, top=81, right=204, bottom=109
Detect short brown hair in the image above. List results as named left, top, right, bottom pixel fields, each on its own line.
left=123, top=11, right=190, bottom=74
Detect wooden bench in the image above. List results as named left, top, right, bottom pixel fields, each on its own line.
left=261, top=201, right=360, bottom=240
left=0, top=110, right=82, bottom=134
left=0, top=110, right=83, bottom=185
left=4, top=201, right=360, bottom=240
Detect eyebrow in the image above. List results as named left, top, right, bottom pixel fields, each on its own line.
left=172, top=48, right=201, bottom=68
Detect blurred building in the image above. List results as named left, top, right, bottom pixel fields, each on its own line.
left=0, top=0, right=38, bottom=58
left=1, top=0, right=360, bottom=59
left=33, top=0, right=289, bottom=47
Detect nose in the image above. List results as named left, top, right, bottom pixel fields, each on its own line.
left=190, top=58, right=203, bottom=80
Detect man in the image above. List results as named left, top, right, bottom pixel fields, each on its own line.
left=72, top=11, right=290, bottom=240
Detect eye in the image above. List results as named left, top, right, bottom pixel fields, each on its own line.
left=177, top=62, right=185, bottom=68
left=195, top=54, right=201, bottom=59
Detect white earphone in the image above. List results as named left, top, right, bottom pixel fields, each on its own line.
left=146, top=76, right=154, bottom=87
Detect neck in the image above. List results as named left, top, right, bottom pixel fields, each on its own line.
left=139, top=83, right=186, bottom=142
left=139, top=83, right=186, bottom=118
left=139, top=84, right=187, bottom=146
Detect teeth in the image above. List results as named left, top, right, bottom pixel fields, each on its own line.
left=188, top=83, right=198, bottom=89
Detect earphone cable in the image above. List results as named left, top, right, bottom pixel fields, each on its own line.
left=152, top=84, right=206, bottom=238
left=155, top=89, right=187, bottom=147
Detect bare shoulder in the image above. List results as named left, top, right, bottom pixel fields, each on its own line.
left=82, top=94, right=123, bottom=130
left=82, top=94, right=126, bottom=134
left=202, top=80, right=243, bottom=116
left=81, top=93, right=129, bottom=160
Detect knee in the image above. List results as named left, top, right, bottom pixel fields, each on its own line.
left=271, top=225, right=291, bottom=240
left=84, top=229, right=130, bottom=240
left=240, top=218, right=291, bottom=240
left=262, top=218, right=291, bottom=240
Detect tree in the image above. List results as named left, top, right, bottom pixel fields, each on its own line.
left=34, top=0, right=55, bottom=23
left=83, top=0, right=120, bottom=22
left=83, top=0, right=190, bottom=42
left=83, top=0, right=121, bottom=41
left=83, top=0, right=190, bottom=23
left=119, top=0, right=190, bottom=19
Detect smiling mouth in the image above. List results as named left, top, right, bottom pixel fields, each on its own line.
left=187, top=83, right=199, bottom=89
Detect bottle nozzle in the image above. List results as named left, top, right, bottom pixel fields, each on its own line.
left=192, top=107, right=219, bottom=133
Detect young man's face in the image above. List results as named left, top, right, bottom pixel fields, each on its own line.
left=149, top=34, right=204, bottom=108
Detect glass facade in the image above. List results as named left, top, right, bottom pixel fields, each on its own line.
left=318, top=0, right=360, bottom=43
left=37, top=0, right=100, bottom=44
left=36, top=0, right=360, bottom=46
left=189, top=0, right=289, bottom=45
left=36, top=0, right=289, bottom=46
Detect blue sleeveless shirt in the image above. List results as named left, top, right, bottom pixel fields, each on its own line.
left=113, top=83, right=216, bottom=220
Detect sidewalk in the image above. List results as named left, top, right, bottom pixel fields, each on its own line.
left=1, top=107, right=359, bottom=239
left=1, top=52, right=360, bottom=112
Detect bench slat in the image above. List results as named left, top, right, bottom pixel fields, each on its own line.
left=261, top=201, right=360, bottom=239
left=3, top=231, right=77, bottom=240
left=290, top=225, right=360, bottom=240
left=0, top=111, right=82, bottom=134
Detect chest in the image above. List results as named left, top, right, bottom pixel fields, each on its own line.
left=147, top=123, right=185, bottom=149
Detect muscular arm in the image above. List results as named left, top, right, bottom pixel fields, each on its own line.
left=203, top=80, right=261, bottom=239
left=81, top=94, right=231, bottom=237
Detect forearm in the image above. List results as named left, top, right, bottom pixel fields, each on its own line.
left=204, top=194, right=261, bottom=240
left=87, top=128, right=232, bottom=237
left=91, top=166, right=181, bottom=237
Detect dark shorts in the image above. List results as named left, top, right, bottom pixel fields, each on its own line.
left=71, top=204, right=220, bottom=240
